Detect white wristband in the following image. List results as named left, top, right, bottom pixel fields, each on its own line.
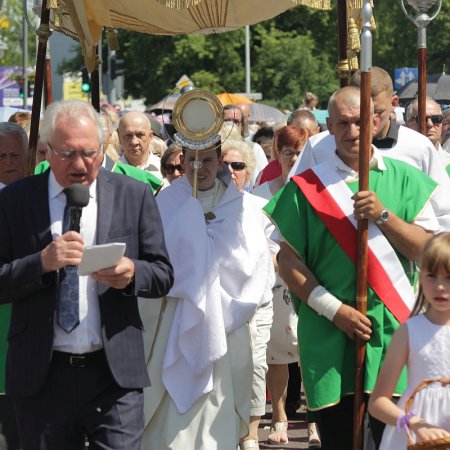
left=307, top=285, right=343, bottom=321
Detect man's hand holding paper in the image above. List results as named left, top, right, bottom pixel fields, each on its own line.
left=91, top=256, right=135, bottom=289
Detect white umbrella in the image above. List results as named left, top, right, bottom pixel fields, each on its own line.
left=249, top=103, right=285, bottom=124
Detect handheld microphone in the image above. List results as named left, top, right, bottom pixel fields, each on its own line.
left=63, top=184, right=90, bottom=233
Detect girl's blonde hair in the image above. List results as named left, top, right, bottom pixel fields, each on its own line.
left=412, top=232, right=450, bottom=316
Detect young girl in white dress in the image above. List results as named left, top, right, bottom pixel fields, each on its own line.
left=369, top=232, right=450, bottom=448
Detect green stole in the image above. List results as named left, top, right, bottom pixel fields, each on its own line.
left=264, top=157, right=437, bottom=410
left=34, top=160, right=163, bottom=194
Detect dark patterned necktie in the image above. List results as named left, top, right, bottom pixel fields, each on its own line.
left=57, top=204, right=80, bottom=333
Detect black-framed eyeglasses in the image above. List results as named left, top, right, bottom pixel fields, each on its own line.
left=411, top=114, right=443, bottom=125
left=48, top=143, right=100, bottom=161
left=280, top=149, right=301, bottom=158
left=223, top=161, right=246, bottom=171
left=164, top=163, right=184, bottom=175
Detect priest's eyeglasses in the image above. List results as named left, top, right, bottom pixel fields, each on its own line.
left=48, top=143, right=100, bottom=161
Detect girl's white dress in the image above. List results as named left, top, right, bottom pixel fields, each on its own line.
left=379, top=314, right=450, bottom=449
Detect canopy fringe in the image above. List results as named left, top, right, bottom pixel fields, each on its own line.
left=157, top=0, right=204, bottom=9
left=290, top=0, right=331, bottom=10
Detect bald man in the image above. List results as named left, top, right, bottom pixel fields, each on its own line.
left=405, top=97, right=450, bottom=175
left=404, top=96, right=443, bottom=150
left=118, top=111, right=162, bottom=179
left=267, top=86, right=438, bottom=449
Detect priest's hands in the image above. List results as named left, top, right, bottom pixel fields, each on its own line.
left=91, top=256, right=135, bottom=290
left=333, top=304, right=372, bottom=340
left=352, top=190, right=384, bottom=222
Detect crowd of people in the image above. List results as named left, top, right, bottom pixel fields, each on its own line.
left=0, top=67, right=449, bottom=450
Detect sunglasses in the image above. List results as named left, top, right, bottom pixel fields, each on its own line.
left=411, top=114, right=443, bottom=125
left=223, top=161, right=246, bottom=171
left=164, top=163, right=184, bottom=175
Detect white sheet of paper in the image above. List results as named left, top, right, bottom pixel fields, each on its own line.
left=77, top=243, right=126, bottom=276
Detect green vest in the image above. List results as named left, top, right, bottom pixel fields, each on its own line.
left=264, top=157, right=437, bottom=410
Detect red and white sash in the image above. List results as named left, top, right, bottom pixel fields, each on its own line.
left=294, top=162, right=415, bottom=323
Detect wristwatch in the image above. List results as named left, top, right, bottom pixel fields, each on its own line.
left=375, top=209, right=390, bottom=225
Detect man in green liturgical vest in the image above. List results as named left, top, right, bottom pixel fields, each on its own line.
left=265, top=86, right=439, bottom=450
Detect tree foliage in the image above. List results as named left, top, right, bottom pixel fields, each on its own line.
left=0, top=0, right=37, bottom=67
left=19, top=1, right=450, bottom=108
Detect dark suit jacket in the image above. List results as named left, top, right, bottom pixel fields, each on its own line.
left=0, top=168, right=174, bottom=398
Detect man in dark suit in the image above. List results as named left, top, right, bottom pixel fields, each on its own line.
left=0, top=100, right=174, bottom=450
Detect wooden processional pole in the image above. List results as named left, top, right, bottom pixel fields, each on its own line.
left=353, top=1, right=372, bottom=449
left=27, top=0, right=51, bottom=176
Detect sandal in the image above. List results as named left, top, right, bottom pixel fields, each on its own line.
left=267, top=421, right=289, bottom=445
left=240, top=439, right=260, bottom=450
left=308, top=422, right=321, bottom=448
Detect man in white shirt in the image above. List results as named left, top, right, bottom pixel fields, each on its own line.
left=118, top=111, right=163, bottom=179
left=0, top=100, right=174, bottom=450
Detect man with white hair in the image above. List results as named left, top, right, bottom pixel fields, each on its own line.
left=0, top=122, right=27, bottom=190
left=0, top=100, right=173, bottom=450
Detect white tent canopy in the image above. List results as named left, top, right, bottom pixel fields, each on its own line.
left=49, top=0, right=330, bottom=71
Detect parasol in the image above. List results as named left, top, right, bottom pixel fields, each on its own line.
left=249, top=103, right=285, bottom=123
left=216, top=93, right=254, bottom=106
left=147, top=94, right=181, bottom=112
left=397, top=73, right=450, bottom=103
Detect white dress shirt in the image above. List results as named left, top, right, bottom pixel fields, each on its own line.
left=120, top=152, right=162, bottom=179
left=48, top=171, right=103, bottom=353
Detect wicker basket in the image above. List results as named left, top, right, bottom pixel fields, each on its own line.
left=406, top=378, right=450, bottom=450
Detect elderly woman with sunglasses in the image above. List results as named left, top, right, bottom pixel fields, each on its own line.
left=253, top=125, right=321, bottom=448
left=160, top=143, right=184, bottom=185
left=220, top=138, right=274, bottom=450
left=221, top=139, right=256, bottom=193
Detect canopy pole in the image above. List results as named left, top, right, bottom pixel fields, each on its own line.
left=417, top=31, right=426, bottom=135
left=337, top=0, right=349, bottom=87
left=27, top=0, right=51, bottom=176
left=91, top=46, right=101, bottom=112
left=353, top=1, right=372, bottom=449
left=44, top=42, right=53, bottom=107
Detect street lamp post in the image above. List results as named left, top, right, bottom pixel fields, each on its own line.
left=400, top=0, right=442, bottom=135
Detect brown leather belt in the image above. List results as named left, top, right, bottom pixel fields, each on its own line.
left=52, top=350, right=105, bottom=368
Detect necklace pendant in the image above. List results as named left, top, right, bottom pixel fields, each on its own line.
left=204, top=211, right=216, bottom=223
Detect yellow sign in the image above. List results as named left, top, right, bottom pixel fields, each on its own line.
left=0, top=16, right=10, bottom=29
left=63, top=80, right=88, bottom=101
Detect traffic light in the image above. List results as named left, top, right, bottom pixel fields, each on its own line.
left=81, top=68, right=91, bottom=93
left=110, top=56, right=125, bottom=80
left=18, top=77, right=24, bottom=99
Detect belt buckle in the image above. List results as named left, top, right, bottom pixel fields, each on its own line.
left=69, top=355, right=86, bottom=367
